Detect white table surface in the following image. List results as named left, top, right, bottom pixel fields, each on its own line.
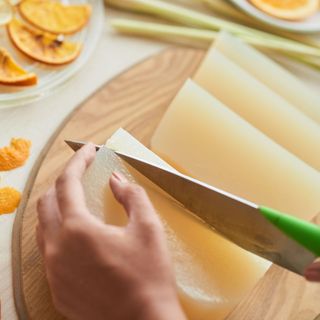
left=1, top=2, right=320, bottom=319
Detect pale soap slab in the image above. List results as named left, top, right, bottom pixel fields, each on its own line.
left=82, top=128, right=269, bottom=320
left=213, top=32, right=320, bottom=125
left=151, top=80, right=320, bottom=219
left=193, top=46, right=320, bottom=171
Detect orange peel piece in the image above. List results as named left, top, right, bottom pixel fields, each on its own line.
left=0, top=138, right=31, bottom=171
left=249, top=0, right=319, bottom=21
left=0, top=187, right=21, bottom=215
left=19, top=0, right=91, bottom=34
left=0, top=47, right=37, bottom=86
left=7, top=19, right=82, bottom=65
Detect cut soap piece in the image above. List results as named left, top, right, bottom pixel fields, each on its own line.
left=214, top=32, right=320, bottom=125
left=82, top=128, right=269, bottom=320
left=193, top=47, right=320, bottom=171
left=151, top=80, right=320, bottom=219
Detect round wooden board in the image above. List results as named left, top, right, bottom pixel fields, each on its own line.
left=12, top=46, right=320, bottom=320
left=12, top=47, right=205, bottom=320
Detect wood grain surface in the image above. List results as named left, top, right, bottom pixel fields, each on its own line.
left=228, top=264, right=320, bottom=320
left=12, top=47, right=320, bottom=320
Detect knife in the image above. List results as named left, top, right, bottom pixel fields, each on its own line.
left=65, top=139, right=320, bottom=275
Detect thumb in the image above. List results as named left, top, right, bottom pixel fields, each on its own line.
left=109, top=172, right=161, bottom=231
left=304, top=261, right=320, bottom=282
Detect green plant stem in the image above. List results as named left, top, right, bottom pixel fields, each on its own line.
left=111, top=18, right=320, bottom=69
left=111, top=19, right=217, bottom=43
left=107, top=0, right=320, bottom=56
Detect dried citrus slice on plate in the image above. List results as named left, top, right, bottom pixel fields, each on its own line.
left=249, top=0, right=319, bottom=20
left=7, top=19, right=82, bottom=65
left=0, top=48, right=37, bottom=86
left=19, top=0, right=91, bottom=34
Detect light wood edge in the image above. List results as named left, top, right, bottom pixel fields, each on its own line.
left=11, top=47, right=177, bottom=320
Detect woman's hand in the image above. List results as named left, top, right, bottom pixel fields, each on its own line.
left=36, top=143, right=186, bottom=320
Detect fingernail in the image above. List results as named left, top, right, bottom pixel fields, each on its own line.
left=112, top=171, right=128, bottom=183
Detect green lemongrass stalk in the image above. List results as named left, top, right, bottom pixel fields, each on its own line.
left=111, top=19, right=320, bottom=69
left=111, top=19, right=217, bottom=43
left=284, top=54, right=320, bottom=70
left=107, top=0, right=320, bottom=56
left=110, top=18, right=302, bottom=51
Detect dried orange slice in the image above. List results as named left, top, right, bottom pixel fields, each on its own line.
left=7, top=19, right=82, bottom=65
left=0, top=138, right=32, bottom=171
left=0, top=187, right=21, bottom=215
left=249, top=0, right=319, bottom=21
left=0, top=48, right=37, bottom=86
left=19, top=0, right=91, bottom=34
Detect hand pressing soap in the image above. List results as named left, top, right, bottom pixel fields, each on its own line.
left=82, top=128, right=269, bottom=320
left=214, top=32, right=320, bottom=125
left=193, top=47, right=320, bottom=171
left=151, top=80, right=320, bottom=219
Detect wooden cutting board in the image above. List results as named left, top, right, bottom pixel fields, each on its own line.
left=12, top=47, right=320, bottom=320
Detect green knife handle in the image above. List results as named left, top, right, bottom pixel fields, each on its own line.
left=259, top=206, right=320, bottom=257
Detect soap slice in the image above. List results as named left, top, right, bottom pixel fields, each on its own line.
left=151, top=80, right=320, bottom=219
left=82, top=128, right=269, bottom=320
left=193, top=47, right=320, bottom=171
left=214, top=32, right=320, bottom=125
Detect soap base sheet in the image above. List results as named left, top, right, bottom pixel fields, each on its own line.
left=82, top=128, right=269, bottom=320
left=213, top=32, right=320, bottom=125
left=151, top=80, right=320, bottom=219
left=193, top=43, right=320, bottom=172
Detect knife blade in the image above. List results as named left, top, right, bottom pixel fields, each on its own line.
left=65, top=139, right=317, bottom=275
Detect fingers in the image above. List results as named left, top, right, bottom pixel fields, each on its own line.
left=37, top=187, right=61, bottom=238
left=37, top=187, right=61, bottom=256
left=109, top=172, right=161, bottom=231
left=55, top=143, right=96, bottom=219
left=37, top=143, right=96, bottom=256
left=305, top=262, right=320, bottom=282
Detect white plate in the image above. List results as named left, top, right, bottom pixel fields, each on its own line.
left=0, top=0, right=104, bottom=109
left=229, top=0, right=320, bottom=33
